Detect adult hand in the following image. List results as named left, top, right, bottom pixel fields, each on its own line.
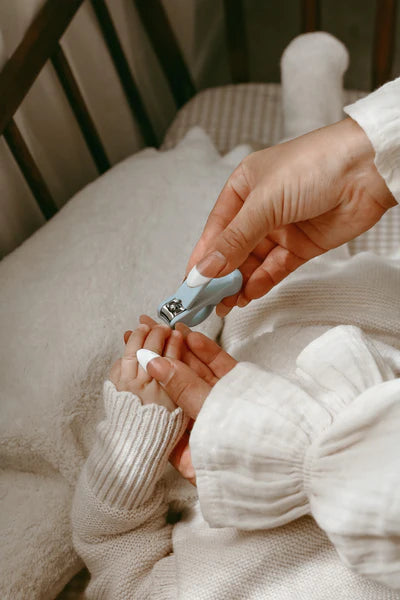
left=138, top=316, right=237, bottom=485
left=186, top=118, right=396, bottom=316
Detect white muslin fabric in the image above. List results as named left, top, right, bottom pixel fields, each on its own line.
left=190, top=326, right=400, bottom=589
left=344, top=77, right=400, bottom=204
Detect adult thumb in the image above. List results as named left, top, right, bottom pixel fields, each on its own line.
left=139, top=353, right=211, bottom=419
left=193, top=191, right=271, bottom=279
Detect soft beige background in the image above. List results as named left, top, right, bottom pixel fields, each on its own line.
left=1, top=0, right=399, bottom=257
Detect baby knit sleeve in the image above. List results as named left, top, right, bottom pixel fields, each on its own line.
left=190, top=326, right=400, bottom=590
left=344, top=77, right=400, bottom=204
left=72, top=381, right=187, bottom=600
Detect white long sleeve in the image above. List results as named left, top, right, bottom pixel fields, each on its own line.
left=344, top=77, right=400, bottom=204
left=190, top=326, right=400, bottom=590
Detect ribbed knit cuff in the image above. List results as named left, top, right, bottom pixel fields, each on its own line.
left=87, top=381, right=187, bottom=510
left=344, top=77, right=400, bottom=203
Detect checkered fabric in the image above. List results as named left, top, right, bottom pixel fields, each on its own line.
left=162, top=83, right=399, bottom=257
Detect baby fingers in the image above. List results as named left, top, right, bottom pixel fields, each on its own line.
left=142, top=323, right=172, bottom=356
left=139, top=314, right=158, bottom=328
left=120, top=324, right=151, bottom=384
left=109, top=358, right=121, bottom=385
left=124, top=324, right=150, bottom=357
left=164, top=329, right=183, bottom=361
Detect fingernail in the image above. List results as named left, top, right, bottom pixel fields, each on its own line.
left=147, top=357, right=174, bottom=386
left=195, top=251, right=227, bottom=279
left=175, top=322, right=191, bottom=337
left=186, top=266, right=212, bottom=288
left=237, top=295, right=249, bottom=308
left=124, top=330, right=133, bottom=344
left=136, top=349, right=160, bottom=372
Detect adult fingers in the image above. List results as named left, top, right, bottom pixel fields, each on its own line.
left=243, top=246, right=306, bottom=300
left=164, top=329, right=183, bottom=361
left=192, top=189, right=273, bottom=282
left=146, top=357, right=211, bottom=420
left=188, top=155, right=276, bottom=280
left=140, top=320, right=215, bottom=385
left=185, top=164, right=249, bottom=276
left=169, top=431, right=196, bottom=486
left=242, top=224, right=323, bottom=300
left=215, top=250, right=263, bottom=314
left=184, top=331, right=237, bottom=378
left=180, top=344, right=218, bottom=386
left=175, top=323, right=218, bottom=385
left=176, top=323, right=237, bottom=382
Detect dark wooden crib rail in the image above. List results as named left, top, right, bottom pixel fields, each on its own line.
left=0, top=0, right=157, bottom=219
left=0, top=0, right=398, bottom=221
left=373, top=0, right=398, bottom=89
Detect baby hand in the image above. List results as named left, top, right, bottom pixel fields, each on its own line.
left=110, top=315, right=238, bottom=485
left=138, top=315, right=238, bottom=415
left=109, top=322, right=183, bottom=412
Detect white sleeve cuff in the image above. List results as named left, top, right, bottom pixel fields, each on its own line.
left=344, top=77, right=400, bottom=203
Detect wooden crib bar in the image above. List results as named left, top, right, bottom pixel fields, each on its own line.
left=0, top=0, right=158, bottom=219
left=0, top=0, right=83, bottom=218
left=0, top=0, right=398, bottom=221
left=3, top=119, right=57, bottom=219
left=133, top=0, right=196, bottom=108
left=373, top=0, right=398, bottom=89
left=222, top=0, right=321, bottom=85
left=301, top=0, right=320, bottom=32
left=223, top=0, right=250, bottom=84
left=90, top=0, right=157, bottom=146
left=51, top=42, right=110, bottom=174
left=0, top=0, right=83, bottom=137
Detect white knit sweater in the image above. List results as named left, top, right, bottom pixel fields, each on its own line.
left=72, top=81, right=400, bottom=598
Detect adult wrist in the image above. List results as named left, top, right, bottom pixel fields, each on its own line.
left=335, top=117, right=396, bottom=211
left=344, top=77, right=400, bottom=204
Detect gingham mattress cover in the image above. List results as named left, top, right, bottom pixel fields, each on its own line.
left=163, top=83, right=399, bottom=257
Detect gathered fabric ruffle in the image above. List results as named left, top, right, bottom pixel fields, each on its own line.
left=190, top=325, right=400, bottom=589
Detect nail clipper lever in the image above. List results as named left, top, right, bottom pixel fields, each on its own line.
left=158, top=269, right=243, bottom=328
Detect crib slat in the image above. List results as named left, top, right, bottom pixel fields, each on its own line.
left=301, top=0, right=320, bottom=32
left=0, top=0, right=83, bottom=136
left=51, top=43, right=110, bottom=174
left=90, top=0, right=157, bottom=147
left=4, top=119, right=57, bottom=220
left=372, top=0, right=397, bottom=89
left=133, top=0, right=196, bottom=108
left=223, top=0, right=249, bottom=83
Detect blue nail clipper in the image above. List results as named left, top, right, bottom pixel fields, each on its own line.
left=158, top=269, right=243, bottom=328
